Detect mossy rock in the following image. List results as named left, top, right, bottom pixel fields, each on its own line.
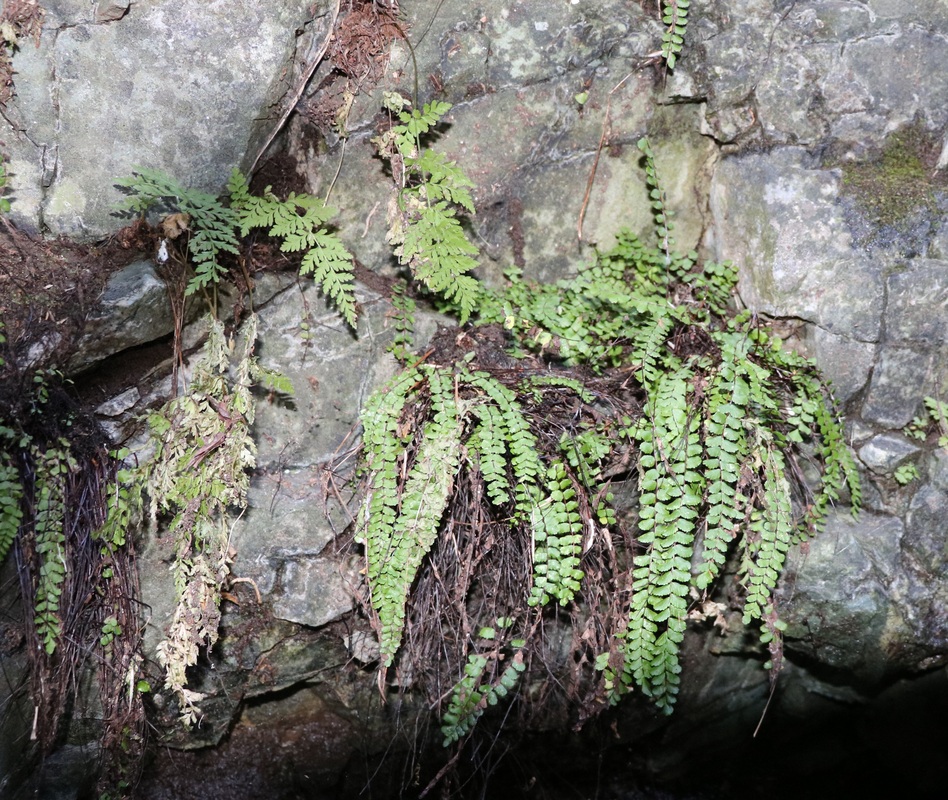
left=839, top=121, right=943, bottom=227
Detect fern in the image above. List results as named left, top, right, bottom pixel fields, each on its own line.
left=694, top=337, right=752, bottom=591
left=621, top=369, right=702, bottom=712
left=116, top=167, right=240, bottom=295
left=32, top=445, right=75, bottom=654
left=376, top=97, right=482, bottom=323
left=441, top=627, right=527, bottom=747
left=387, top=282, right=417, bottom=363
left=362, top=366, right=464, bottom=666
left=740, top=439, right=794, bottom=626
left=227, top=169, right=357, bottom=328
left=0, top=453, right=22, bottom=564
left=638, top=138, right=674, bottom=261
left=354, top=133, right=861, bottom=737
left=661, top=1, right=690, bottom=70
left=127, top=314, right=277, bottom=723
left=464, top=369, right=544, bottom=518
left=528, top=460, right=585, bottom=608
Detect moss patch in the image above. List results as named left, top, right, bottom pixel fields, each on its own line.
left=839, top=121, right=943, bottom=227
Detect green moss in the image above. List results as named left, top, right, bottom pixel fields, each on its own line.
left=840, top=122, right=939, bottom=227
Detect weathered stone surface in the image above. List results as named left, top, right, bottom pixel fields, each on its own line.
left=70, top=259, right=173, bottom=371
left=2, top=0, right=320, bottom=237
left=709, top=148, right=885, bottom=344
left=858, top=433, right=921, bottom=474
left=781, top=509, right=904, bottom=685
left=862, top=261, right=948, bottom=427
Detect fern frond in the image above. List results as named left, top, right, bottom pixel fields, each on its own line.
left=0, top=456, right=22, bottom=564
left=368, top=367, right=464, bottom=666
left=694, top=337, right=752, bottom=590
left=117, top=168, right=241, bottom=296
left=469, top=401, right=512, bottom=507
left=410, top=149, right=476, bottom=212
left=638, top=138, right=674, bottom=260
left=740, top=441, right=794, bottom=625
left=620, top=370, right=702, bottom=712
left=32, top=447, right=75, bottom=654
left=441, top=645, right=526, bottom=747
left=228, top=171, right=358, bottom=329
left=398, top=203, right=481, bottom=324
left=661, top=1, right=690, bottom=70
left=528, top=460, right=584, bottom=608
left=464, top=370, right=544, bottom=517
left=387, top=282, right=417, bottom=364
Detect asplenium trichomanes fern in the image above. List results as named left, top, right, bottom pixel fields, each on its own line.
left=356, top=135, right=860, bottom=740
left=661, top=1, right=690, bottom=70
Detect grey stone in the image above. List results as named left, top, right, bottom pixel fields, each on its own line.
left=858, top=433, right=921, bottom=474
left=781, top=509, right=904, bottom=684
left=94, top=386, right=140, bottom=417
left=270, top=558, right=357, bottom=629
left=70, top=259, right=173, bottom=371
left=710, top=149, right=885, bottom=343
left=885, top=260, right=948, bottom=344
left=805, top=326, right=876, bottom=403
left=2, top=0, right=318, bottom=237
left=95, top=1, right=130, bottom=24
left=929, top=450, right=948, bottom=492
left=862, top=345, right=942, bottom=428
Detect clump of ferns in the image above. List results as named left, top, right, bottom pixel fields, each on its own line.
left=353, top=139, right=860, bottom=752
left=354, top=344, right=639, bottom=739
left=0, top=351, right=147, bottom=794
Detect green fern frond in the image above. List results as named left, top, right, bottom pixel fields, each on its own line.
left=0, top=456, right=22, bottom=564
left=376, top=99, right=483, bottom=324
left=117, top=168, right=240, bottom=296
left=367, top=367, right=464, bottom=666
left=398, top=202, right=481, bottom=323
left=441, top=643, right=526, bottom=747
left=740, top=442, right=794, bottom=625
left=32, top=447, right=75, bottom=654
left=695, top=337, right=753, bottom=590
left=228, top=170, right=358, bottom=329
left=387, top=282, right=417, bottom=364
left=464, top=370, right=544, bottom=517
left=661, top=1, right=690, bottom=70
left=621, top=370, right=702, bottom=712
left=528, top=460, right=585, bottom=608
left=469, top=401, right=512, bottom=507
left=638, top=138, right=674, bottom=260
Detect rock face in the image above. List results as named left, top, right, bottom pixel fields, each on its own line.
left=3, top=0, right=948, bottom=797
left=2, top=0, right=324, bottom=238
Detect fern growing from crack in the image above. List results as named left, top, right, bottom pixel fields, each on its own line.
left=116, top=167, right=357, bottom=326
left=116, top=167, right=240, bottom=296
left=227, top=169, right=357, bottom=328
left=355, top=136, right=861, bottom=739
left=661, top=1, right=690, bottom=70
left=375, top=94, right=482, bottom=323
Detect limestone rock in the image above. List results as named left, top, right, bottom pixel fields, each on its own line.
left=2, top=0, right=320, bottom=238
